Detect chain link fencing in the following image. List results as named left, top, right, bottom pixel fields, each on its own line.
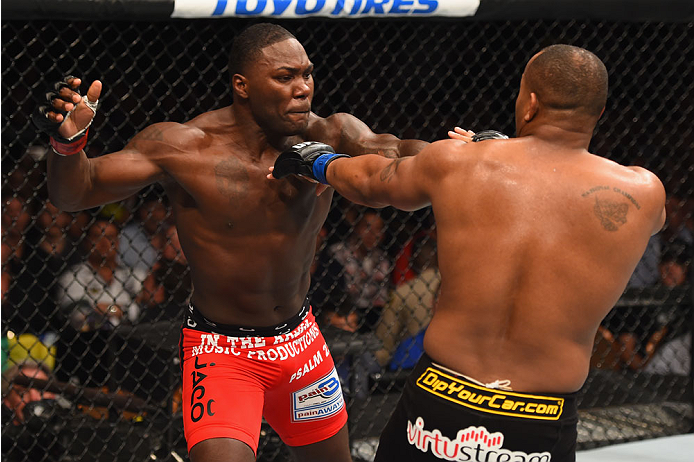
left=2, top=18, right=693, bottom=462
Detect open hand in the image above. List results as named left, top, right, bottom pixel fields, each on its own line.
left=447, top=127, right=475, bottom=143
left=43, top=77, right=102, bottom=139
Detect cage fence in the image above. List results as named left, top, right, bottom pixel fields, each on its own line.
left=2, top=17, right=693, bottom=462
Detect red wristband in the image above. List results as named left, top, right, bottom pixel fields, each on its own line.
left=50, top=128, right=89, bottom=156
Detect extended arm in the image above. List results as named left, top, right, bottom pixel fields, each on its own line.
left=36, top=77, right=170, bottom=211
left=325, top=145, right=441, bottom=211
left=322, top=113, right=429, bottom=159
left=47, top=125, right=168, bottom=211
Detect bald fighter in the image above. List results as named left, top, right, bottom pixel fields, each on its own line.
left=274, top=44, right=666, bottom=461
left=33, top=23, right=472, bottom=462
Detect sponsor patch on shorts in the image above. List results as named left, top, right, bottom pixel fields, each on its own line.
left=291, top=368, right=344, bottom=422
left=407, top=417, right=552, bottom=461
left=416, top=368, right=564, bottom=420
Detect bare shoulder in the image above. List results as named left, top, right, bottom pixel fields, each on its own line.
left=406, top=139, right=476, bottom=180
left=126, top=120, right=205, bottom=155
left=593, top=160, right=667, bottom=232
left=623, top=165, right=666, bottom=213
left=421, top=138, right=479, bottom=166
left=305, top=112, right=348, bottom=147
left=624, top=165, right=665, bottom=191
left=602, top=161, right=665, bottom=201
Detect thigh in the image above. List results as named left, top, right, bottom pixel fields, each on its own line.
left=286, top=423, right=352, bottom=462
left=181, top=330, right=267, bottom=455
left=263, top=332, right=348, bottom=448
left=189, top=438, right=255, bottom=462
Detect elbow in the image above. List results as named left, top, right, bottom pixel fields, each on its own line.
left=47, top=184, right=84, bottom=212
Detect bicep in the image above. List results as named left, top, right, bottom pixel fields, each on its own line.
left=364, top=154, right=433, bottom=211
left=331, top=113, right=403, bottom=158
left=87, top=127, right=169, bottom=201
left=90, top=148, right=163, bottom=192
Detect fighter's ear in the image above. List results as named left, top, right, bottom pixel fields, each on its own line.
left=524, top=92, right=539, bottom=122
left=232, top=74, right=248, bottom=99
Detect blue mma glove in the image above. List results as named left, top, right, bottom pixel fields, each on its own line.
left=272, top=141, right=350, bottom=184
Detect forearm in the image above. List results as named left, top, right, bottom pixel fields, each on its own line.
left=47, top=151, right=94, bottom=211
left=326, top=155, right=391, bottom=208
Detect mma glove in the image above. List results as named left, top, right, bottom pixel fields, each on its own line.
left=272, top=141, right=350, bottom=185
left=31, top=76, right=98, bottom=156
left=471, top=130, right=509, bottom=142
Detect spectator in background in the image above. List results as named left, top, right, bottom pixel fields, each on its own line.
left=328, top=209, right=391, bottom=332
left=57, top=220, right=145, bottom=331
left=6, top=200, right=82, bottom=336
left=641, top=250, right=692, bottom=375
left=663, top=194, right=693, bottom=244
left=599, top=250, right=690, bottom=371
left=119, top=198, right=170, bottom=275
left=310, top=225, right=354, bottom=329
left=375, top=237, right=440, bottom=370
left=138, top=224, right=192, bottom=322
left=1, top=243, right=11, bottom=302
left=2, top=195, right=31, bottom=264
left=627, top=234, right=662, bottom=288
left=659, top=249, right=689, bottom=288
left=2, top=361, right=62, bottom=462
left=2, top=361, right=56, bottom=425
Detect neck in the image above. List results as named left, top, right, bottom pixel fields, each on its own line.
left=518, top=122, right=593, bottom=151
left=231, top=103, right=297, bottom=156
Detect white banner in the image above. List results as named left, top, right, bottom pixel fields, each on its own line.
left=172, top=0, right=480, bottom=18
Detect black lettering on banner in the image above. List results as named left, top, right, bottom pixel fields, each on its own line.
left=190, top=355, right=215, bottom=422
left=416, top=368, right=564, bottom=420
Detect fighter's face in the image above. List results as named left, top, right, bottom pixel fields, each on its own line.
left=244, top=39, right=314, bottom=136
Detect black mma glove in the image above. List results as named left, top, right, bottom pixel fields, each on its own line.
left=471, top=130, right=509, bottom=142
left=272, top=141, right=350, bottom=185
left=31, top=76, right=98, bottom=156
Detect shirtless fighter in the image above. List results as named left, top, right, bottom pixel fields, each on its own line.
left=32, top=23, right=458, bottom=462
left=271, top=44, right=666, bottom=461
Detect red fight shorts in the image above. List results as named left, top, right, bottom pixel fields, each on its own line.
left=179, top=299, right=347, bottom=455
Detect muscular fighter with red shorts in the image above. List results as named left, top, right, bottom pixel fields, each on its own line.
left=180, top=301, right=346, bottom=454
left=34, top=22, right=464, bottom=462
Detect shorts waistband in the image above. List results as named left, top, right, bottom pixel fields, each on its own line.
left=413, top=353, right=577, bottom=421
left=185, top=298, right=310, bottom=337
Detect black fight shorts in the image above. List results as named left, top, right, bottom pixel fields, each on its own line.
left=375, top=353, right=578, bottom=462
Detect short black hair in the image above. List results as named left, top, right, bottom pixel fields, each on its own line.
left=229, top=23, right=297, bottom=77
left=525, top=44, right=608, bottom=117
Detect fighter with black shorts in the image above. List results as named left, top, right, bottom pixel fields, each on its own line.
left=275, top=44, right=667, bottom=461
left=376, top=354, right=577, bottom=462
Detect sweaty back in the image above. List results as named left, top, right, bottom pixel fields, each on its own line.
left=424, top=138, right=662, bottom=393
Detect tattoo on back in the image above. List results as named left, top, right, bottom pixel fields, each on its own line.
left=379, top=158, right=405, bottom=183
left=582, top=185, right=641, bottom=232
left=593, top=196, right=628, bottom=231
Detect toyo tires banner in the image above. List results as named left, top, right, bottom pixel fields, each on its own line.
left=2, top=0, right=693, bottom=21
left=172, top=0, right=479, bottom=18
